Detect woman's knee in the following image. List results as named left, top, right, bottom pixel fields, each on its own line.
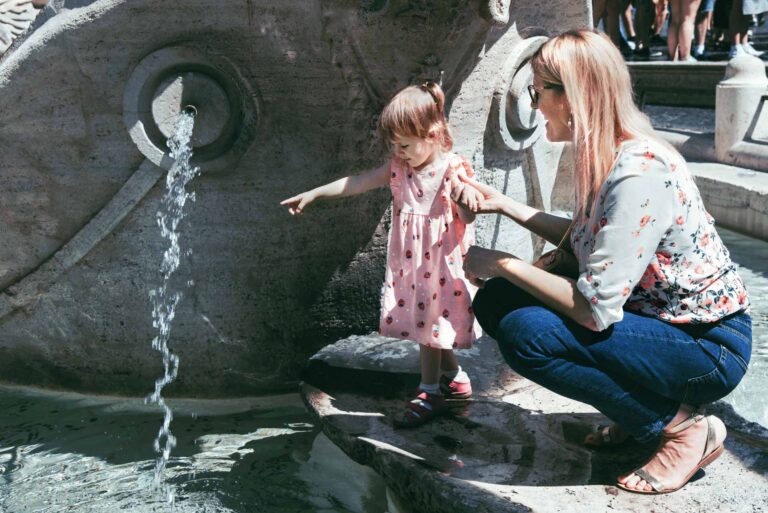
left=472, top=278, right=522, bottom=338
left=495, top=307, right=565, bottom=365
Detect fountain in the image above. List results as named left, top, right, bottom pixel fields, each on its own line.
left=0, top=2, right=765, bottom=512
left=146, top=106, right=199, bottom=505
left=0, top=0, right=583, bottom=397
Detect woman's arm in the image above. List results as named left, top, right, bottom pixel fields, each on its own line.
left=463, top=247, right=598, bottom=330
left=281, top=162, right=390, bottom=215
left=458, top=176, right=572, bottom=248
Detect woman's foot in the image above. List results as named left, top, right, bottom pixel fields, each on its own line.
left=584, top=424, right=631, bottom=447
left=617, top=414, right=727, bottom=493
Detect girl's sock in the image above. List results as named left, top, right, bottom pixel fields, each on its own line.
left=419, top=383, right=440, bottom=395
left=442, top=366, right=470, bottom=383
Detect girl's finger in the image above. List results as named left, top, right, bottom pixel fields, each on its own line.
left=459, top=175, right=495, bottom=196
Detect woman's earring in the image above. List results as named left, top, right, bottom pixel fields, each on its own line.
left=567, top=114, right=573, bottom=129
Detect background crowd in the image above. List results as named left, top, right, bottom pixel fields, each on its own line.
left=593, top=0, right=767, bottom=61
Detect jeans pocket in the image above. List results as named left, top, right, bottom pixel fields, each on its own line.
left=683, top=345, right=728, bottom=405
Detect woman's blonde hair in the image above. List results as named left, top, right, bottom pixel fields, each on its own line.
left=378, top=82, right=453, bottom=151
left=531, top=29, right=673, bottom=219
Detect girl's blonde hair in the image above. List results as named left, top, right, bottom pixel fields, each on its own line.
left=531, top=30, right=673, bottom=219
left=378, top=82, right=453, bottom=151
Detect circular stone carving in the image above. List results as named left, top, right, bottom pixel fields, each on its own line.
left=152, top=73, right=230, bottom=147
left=123, top=45, right=259, bottom=172
left=506, top=60, right=538, bottom=132
left=496, top=36, right=548, bottom=152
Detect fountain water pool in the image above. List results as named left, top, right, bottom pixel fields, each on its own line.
left=0, top=387, right=388, bottom=513
left=718, top=228, right=768, bottom=428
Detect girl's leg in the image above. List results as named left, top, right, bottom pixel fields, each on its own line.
left=678, top=0, right=702, bottom=59
left=394, top=345, right=446, bottom=427
left=668, top=0, right=683, bottom=59
left=419, top=345, right=442, bottom=390
left=440, top=348, right=459, bottom=373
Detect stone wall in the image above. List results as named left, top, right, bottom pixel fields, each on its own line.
left=0, top=0, right=589, bottom=396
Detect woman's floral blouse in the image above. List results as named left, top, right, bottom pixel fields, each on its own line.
left=573, top=139, right=750, bottom=331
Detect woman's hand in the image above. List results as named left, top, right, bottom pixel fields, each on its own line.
left=280, top=190, right=317, bottom=215
left=458, top=175, right=509, bottom=215
left=462, top=246, right=514, bottom=287
left=450, top=180, right=483, bottom=212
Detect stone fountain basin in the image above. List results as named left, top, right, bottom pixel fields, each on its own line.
left=301, top=333, right=768, bottom=513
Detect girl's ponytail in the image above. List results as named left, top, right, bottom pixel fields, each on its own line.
left=419, top=81, right=444, bottom=115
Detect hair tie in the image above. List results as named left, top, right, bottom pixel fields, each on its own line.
left=420, top=81, right=439, bottom=105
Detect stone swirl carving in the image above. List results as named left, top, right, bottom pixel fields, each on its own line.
left=0, top=0, right=46, bottom=54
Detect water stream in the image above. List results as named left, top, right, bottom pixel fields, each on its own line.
left=146, top=110, right=200, bottom=506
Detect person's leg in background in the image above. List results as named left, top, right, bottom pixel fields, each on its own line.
left=679, top=0, right=704, bottom=60
left=651, top=0, right=670, bottom=44
left=729, top=0, right=750, bottom=56
left=621, top=0, right=638, bottom=51
left=693, top=0, right=714, bottom=58
left=633, top=0, right=657, bottom=58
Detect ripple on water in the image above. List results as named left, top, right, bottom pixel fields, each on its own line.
left=0, top=388, right=387, bottom=513
left=718, top=228, right=768, bottom=428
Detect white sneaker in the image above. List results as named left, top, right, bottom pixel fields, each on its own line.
left=742, top=42, right=765, bottom=57
left=729, top=45, right=746, bottom=59
left=685, top=55, right=698, bottom=62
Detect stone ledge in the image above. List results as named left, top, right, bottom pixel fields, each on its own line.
left=301, top=333, right=768, bottom=513
left=689, top=161, right=768, bottom=241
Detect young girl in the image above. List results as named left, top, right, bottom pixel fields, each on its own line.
left=281, top=82, right=484, bottom=427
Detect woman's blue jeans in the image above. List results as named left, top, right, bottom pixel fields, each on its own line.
left=473, top=278, right=752, bottom=443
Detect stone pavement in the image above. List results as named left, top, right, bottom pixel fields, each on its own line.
left=300, top=333, right=768, bottom=513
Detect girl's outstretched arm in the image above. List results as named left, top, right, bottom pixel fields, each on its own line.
left=280, top=162, right=390, bottom=215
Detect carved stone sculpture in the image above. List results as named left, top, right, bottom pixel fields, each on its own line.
left=0, top=0, right=46, bottom=54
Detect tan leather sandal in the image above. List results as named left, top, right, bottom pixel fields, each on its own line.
left=616, top=414, right=725, bottom=494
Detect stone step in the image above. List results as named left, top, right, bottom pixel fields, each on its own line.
left=301, top=333, right=768, bottom=513
left=628, top=61, right=768, bottom=108
left=688, top=160, right=768, bottom=241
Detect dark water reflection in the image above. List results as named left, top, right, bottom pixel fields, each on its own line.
left=0, top=387, right=387, bottom=513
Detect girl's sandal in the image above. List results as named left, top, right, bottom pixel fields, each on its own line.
left=584, top=424, right=631, bottom=448
left=439, top=374, right=473, bottom=400
left=393, top=391, right=447, bottom=428
left=616, top=414, right=725, bottom=494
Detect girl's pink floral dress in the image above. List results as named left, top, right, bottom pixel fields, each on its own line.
left=573, top=139, right=750, bottom=331
left=379, top=153, right=482, bottom=349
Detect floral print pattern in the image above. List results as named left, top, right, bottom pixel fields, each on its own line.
left=572, top=139, right=750, bottom=331
left=380, top=153, right=482, bottom=348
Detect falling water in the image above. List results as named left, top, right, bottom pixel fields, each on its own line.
left=146, top=108, right=200, bottom=506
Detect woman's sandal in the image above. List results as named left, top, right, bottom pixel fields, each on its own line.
left=616, top=414, right=725, bottom=494
left=393, top=391, right=447, bottom=428
left=584, top=424, right=631, bottom=448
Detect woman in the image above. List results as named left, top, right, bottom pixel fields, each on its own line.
left=667, top=0, right=703, bottom=61
left=453, top=30, right=751, bottom=494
